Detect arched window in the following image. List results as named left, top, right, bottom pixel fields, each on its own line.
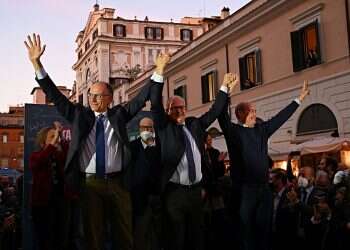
left=86, top=68, right=91, bottom=84
left=297, top=104, right=337, bottom=135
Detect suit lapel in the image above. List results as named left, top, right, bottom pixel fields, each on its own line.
left=107, top=108, right=123, bottom=143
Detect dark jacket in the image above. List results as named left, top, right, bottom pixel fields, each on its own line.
left=150, top=82, right=228, bottom=192
left=130, top=138, right=162, bottom=216
left=36, top=75, right=157, bottom=193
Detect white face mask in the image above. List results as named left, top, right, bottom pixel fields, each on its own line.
left=333, top=171, right=348, bottom=185
left=298, top=176, right=309, bottom=188
left=140, top=131, right=155, bottom=142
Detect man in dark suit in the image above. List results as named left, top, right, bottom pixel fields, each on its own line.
left=270, top=168, right=299, bottom=250
left=130, top=117, right=162, bottom=250
left=150, top=71, right=238, bottom=250
left=25, top=34, right=170, bottom=250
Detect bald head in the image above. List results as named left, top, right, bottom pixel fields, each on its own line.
left=167, top=95, right=186, bottom=124
left=139, top=117, right=154, bottom=128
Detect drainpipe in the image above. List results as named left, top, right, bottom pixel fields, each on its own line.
left=345, top=0, right=350, bottom=60
left=225, top=43, right=232, bottom=119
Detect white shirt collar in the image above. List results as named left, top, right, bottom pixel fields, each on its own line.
left=140, top=138, right=155, bottom=149
left=94, top=111, right=107, bottom=117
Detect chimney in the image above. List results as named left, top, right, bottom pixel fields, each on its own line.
left=93, top=3, right=100, bottom=11
left=221, top=7, right=230, bottom=19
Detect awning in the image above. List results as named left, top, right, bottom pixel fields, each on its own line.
left=292, top=137, right=350, bottom=155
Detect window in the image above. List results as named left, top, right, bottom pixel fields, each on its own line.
left=92, top=29, right=98, bottom=40
left=85, top=40, right=90, bottom=51
left=79, top=94, right=83, bottom=104
left=201, top=71, right=218, bottom=104
left=113, top=24, right=126, bottom=38
left=174, top=85, right=187, bottom=104
left=239, top=49, right=262, bottom=90
left=1, top=158, right=9, bottom=166
left=2, top=134, right=8, bottom=143
left=180, top=29, right=193, bottom=41
left=148, top=49, right=154, bottom=65
left=297, top=104, right=337, bottom=135
left=155, top=28, right=163, bottom=40
left=145, top=27, right=163, bottom=40
left=291, top=20, right=321, bottom=72
left=86, top=68, right=91, bottom=84
left=19, top=134, right=24, bottom=143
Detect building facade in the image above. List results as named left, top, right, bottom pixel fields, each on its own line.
left=0, top=106, right=24, bottom=170
left=72, top=4, right=230, bottom=106
left=127, top=0, right=350, bottom=166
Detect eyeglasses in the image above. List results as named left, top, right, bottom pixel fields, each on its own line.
left=87, top=93, right=111, bottom=100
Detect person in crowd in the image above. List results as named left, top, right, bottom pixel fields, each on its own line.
left=270, top=168, right=299, bottom=250
left=130, top=117, right=162, bottom=250
left=29, top=123, right=68, bottom=250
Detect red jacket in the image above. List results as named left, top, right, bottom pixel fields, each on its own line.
left=29, top=143, right=71, bottom=207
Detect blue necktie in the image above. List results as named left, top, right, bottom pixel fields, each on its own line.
left=96, top=114, right=105, bottom=178
left=182, top=127, right=196, bottom=183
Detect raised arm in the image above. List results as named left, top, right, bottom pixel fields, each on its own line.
left=199, top=73, right=238, bottom=129
left=124, top=53, right=170, bottom=122
left=149, top=53, right=171, bottom=129
left=263, top=80, right=310, bottom=137
left=25, top=34, right=76, bottom=123
left=217, top=98, right=231, bottom=137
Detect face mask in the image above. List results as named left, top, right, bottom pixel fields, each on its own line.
left=333, top=171, right=346, bottom=185
left=140, top=131, right=155, bottom=142
left=298, top=176, right=308, bottom=188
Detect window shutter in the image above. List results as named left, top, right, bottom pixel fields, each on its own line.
left=113, top=25, right=116, bottom=37
left=180, top=29, right=184, bottom=41
left=182, top=85, right=187, bottom=105
left=239, top=57, right=247, bottom=90
left=190, top=30, right=193, bottom=41
left=290, top=30, right=305, bottom=72
left=255, top=49, right=262, bottom=85
left=314, top=20, right=321, bottom=64
left=123, top=25, right=126, bottom=37
left=213, top=70, right=218, bottom=94
left=161, top=28, right=164, bottom=40
left=144, top=27, right=148, bottom=39
left=201, top=75, right=209, bottom=103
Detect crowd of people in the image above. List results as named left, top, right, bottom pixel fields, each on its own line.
left=22, top=33, right=350, bottom=250
left=0, top=175, right=22, bottom=250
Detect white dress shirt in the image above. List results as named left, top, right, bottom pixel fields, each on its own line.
left=35, top=67, right=164, bottom=173
left=169, top=86, right=229, bottom=185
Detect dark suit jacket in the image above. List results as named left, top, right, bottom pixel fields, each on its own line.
left=36, top=75, right=156, bottom=193
left=150, top=83, right=228, bottom=192
left=273, top=188, right=299, bottom=247
left=129, top=139, right=162, bottom=216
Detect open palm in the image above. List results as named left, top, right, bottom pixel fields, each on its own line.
left=24, top=33, right=46, bottom=62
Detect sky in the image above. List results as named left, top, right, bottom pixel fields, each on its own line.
left=0, top=0, right=250, bottom=112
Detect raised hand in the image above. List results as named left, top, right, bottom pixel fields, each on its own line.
left=155, top=52, right=171, bottom=75
left=222, top=73, right=238, bottom=92
left=299, top=80, right=310, bottom=102
left=49, top=128, right=60, bottom=147
left=24, top=33, right=46, bottom=71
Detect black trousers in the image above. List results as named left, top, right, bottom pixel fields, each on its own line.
left=163, top=183, right=204, bottom=250
left=239, top=184, right=273, bottom=250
